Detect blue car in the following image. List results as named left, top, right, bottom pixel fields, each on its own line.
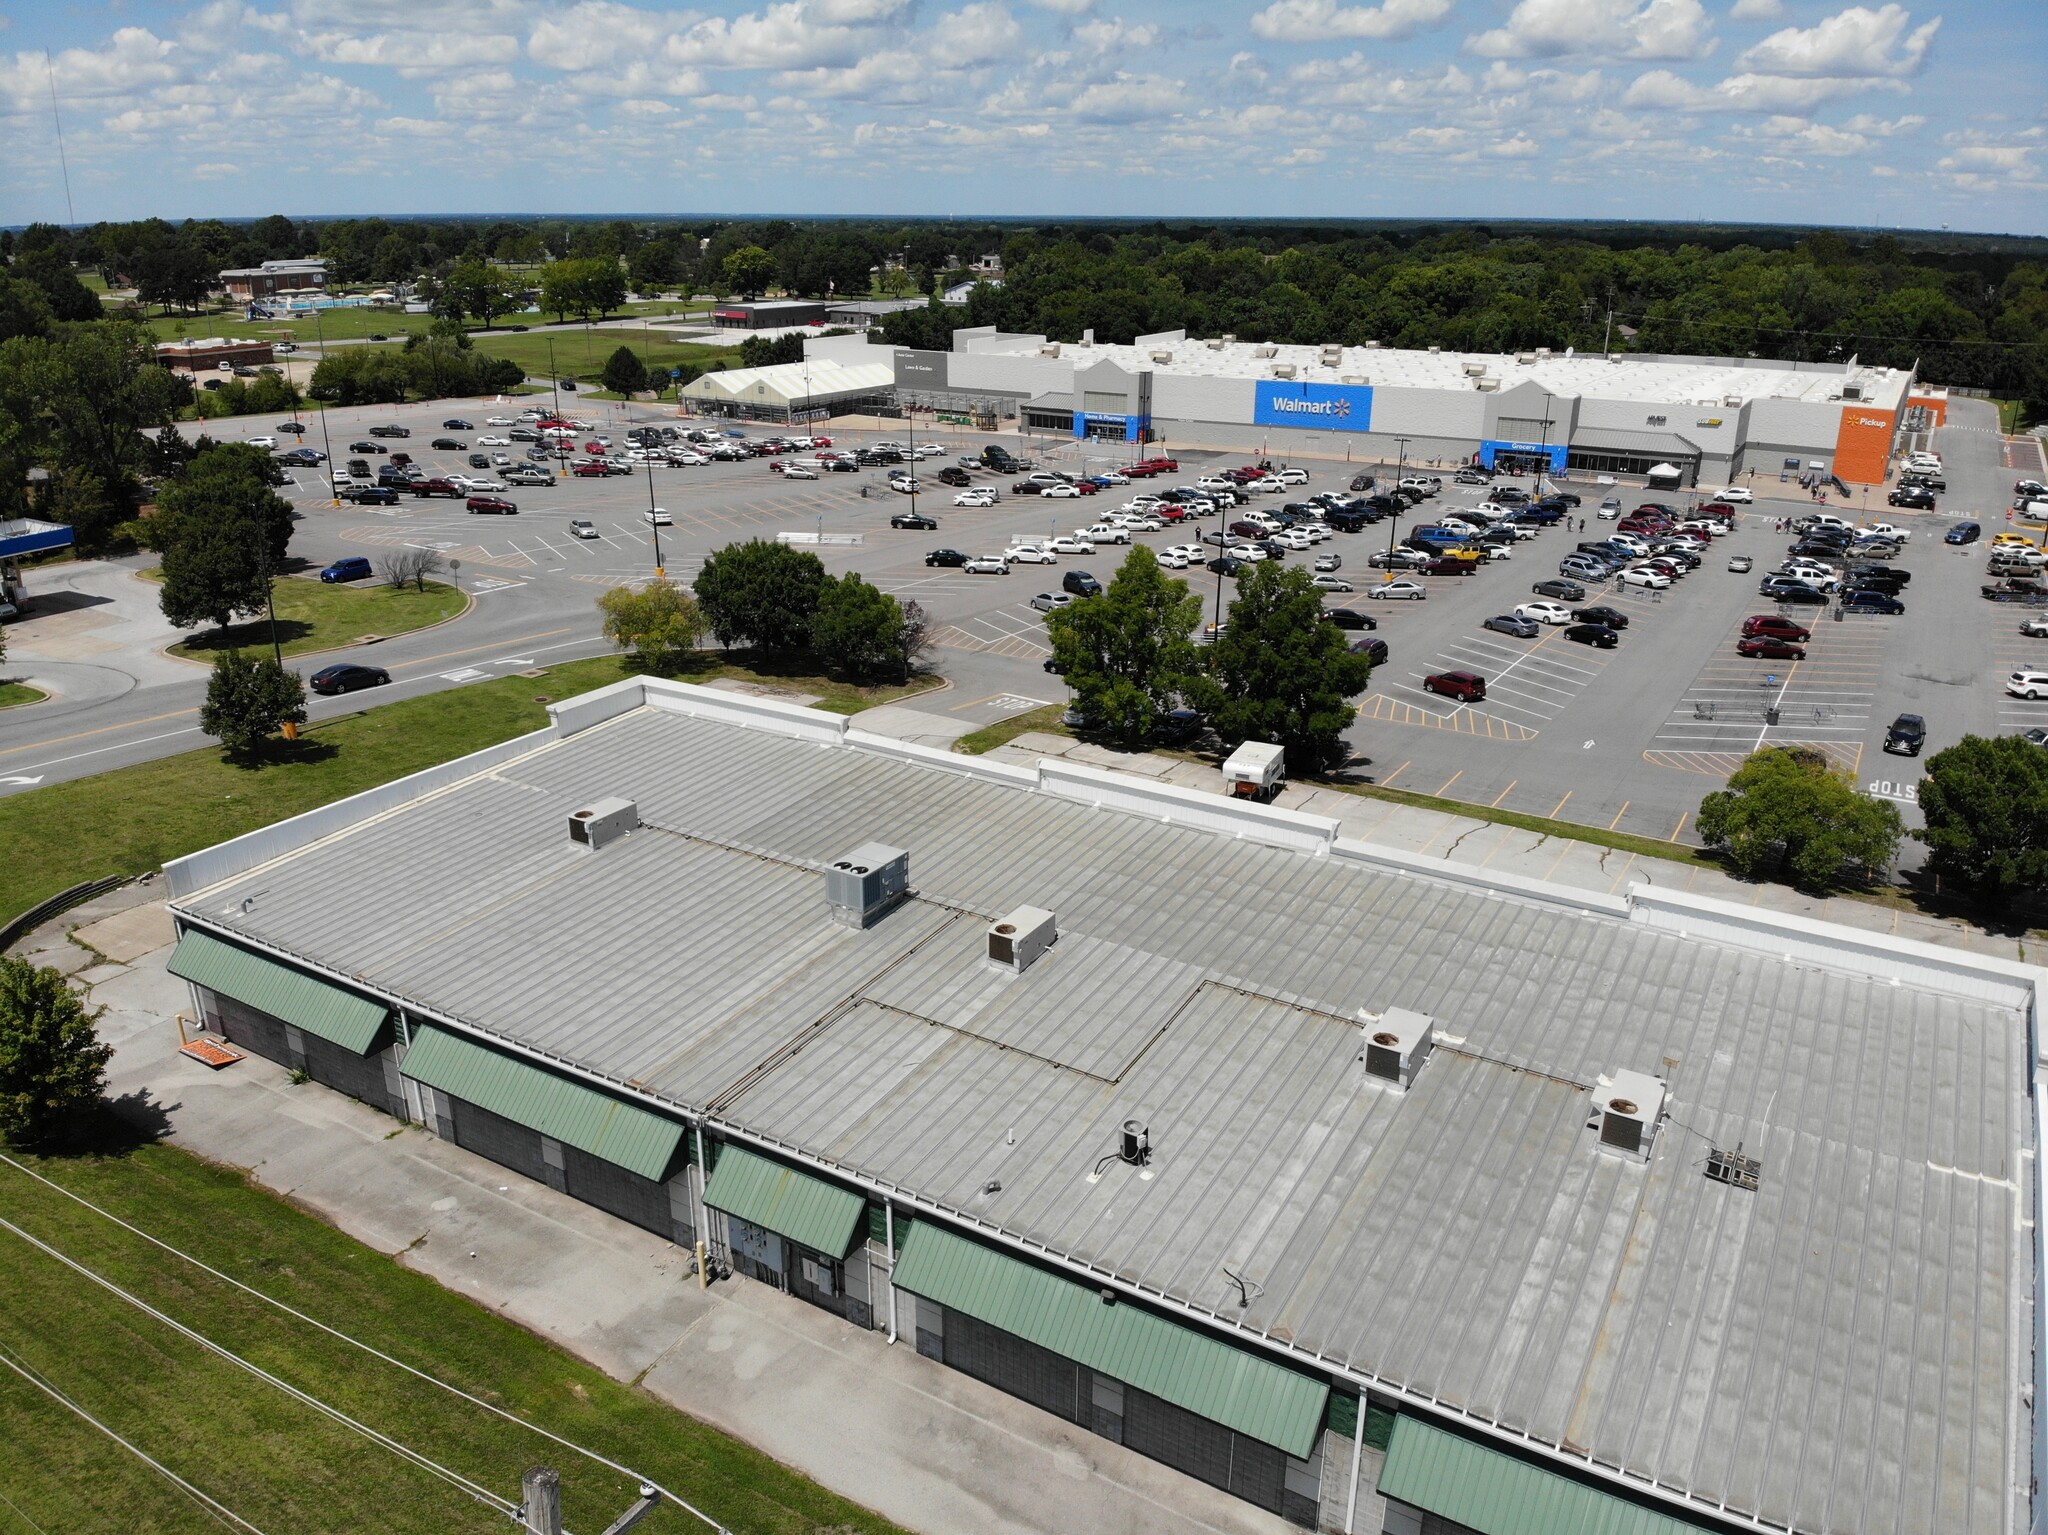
left=320, top=556, right=373, bottom=583
left=1946, top=521, right=1981, bottom=545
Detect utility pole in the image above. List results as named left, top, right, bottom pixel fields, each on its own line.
left=515, top=1467, right=664, bottom=1535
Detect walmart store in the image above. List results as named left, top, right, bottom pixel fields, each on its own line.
left=889, top=325, right=1943, bottom=486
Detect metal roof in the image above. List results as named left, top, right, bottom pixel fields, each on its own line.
left=169, top=699, right=2033, bottom=1535
left=1379, top=1416, right=1714, bottom=1535
left=400, top=1024, right=685, bottom=1182
left=702, top=1145, right=865, bottom=1257
left=894, top=1220, right=1328, bottom=1458
left=169, top=928, right=387, bottom=1054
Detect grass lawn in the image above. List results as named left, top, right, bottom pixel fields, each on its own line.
left=0, top=682, right=48, bottom=710
left=460, top=329, right=729, bottom=388
left=1996, top=398, right=2030, bottom=435
left=1322, top=779, right=1712, bottom=868
left=142, top=574, right=468, bottom=661
left=955, top=704, right=1069, bottom=756
left=0, top=1142, right=909, bottom=1535
left=141, top=303, right=411, bottom=346
left=0, top=653, right=934, bottom=920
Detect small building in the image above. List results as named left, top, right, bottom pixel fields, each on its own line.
left=823, top=298, right=927, bottom=332
left=709, top=299, right=832, bottom=331
left=154, top=337, right=276, bottom=372
left=678, top=357, right=896, bottom=423
left=217, top=258, right=328, bottom=302
left=941, top=278, right=1001, bottom=307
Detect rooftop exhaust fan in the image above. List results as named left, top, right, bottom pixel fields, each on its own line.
left=568, top=798, right=638, bottom=851
left=988, top=906, right=1056, bottom=973
left=1593, top=1070, right=1667, bottom=1161
left=1360, top=1007, right=1434, bottom=1090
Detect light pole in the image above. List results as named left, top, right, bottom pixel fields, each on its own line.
left=547, top=336, right=561, bottom=423
left=1381, top=435, right=1411, bottom=581
left=643, top=454, right=664, bottom=578
left=1536, top=393, right=1553, bottom=499
left=312, top=305, right=337, bottom=506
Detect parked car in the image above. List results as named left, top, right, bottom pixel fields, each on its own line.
left=1727, top=554, right=1754, bottom=573
left=963, top=554, right=1011, bottom=574
left=344, top=486, right=400, bottom=505
left=2011, top=671, right=2048, bottom=699
left=309, top=663, right=391, bottom=696
left=1366, top=579, right=1427, bottom=600
left=319, top=556, right=373, bottom=583
left=1483, top=613, right=1540, bottom=638
left=1572, top=606, right=1630, bottom=629
left=1531, top=578, right=1585, bottom=602
left=1323, top=607, right=1373, bottom=630
left=432, top=438, right=466, bottom=451
left=1883, top=713, right=1927, bottom=755
left=1737, top=635, right=1807, bottom=659
left=1947, top=521, right=1982, bottom=545
left=926, top=548, right=969, bottom=567
left=1029, top=592, right=1072, bottom=613
left=1563, top=623, right=1619, bottom=648
left=1423, top=670, right=1487, bottom=701
left=891, top=512, right=938, bottom=530
left=643, top=508, right=671, bottom=526
left=467, top=495, right=518, bottom=515
left=1743, top=614, right=1813, bottom=642
left=442, top=418, right=473, bottom=430
left=1516, top=600, right=1574, bottom=625
left=368, top=424, right=409, bottom=438
left=1842, top=589, right=1904, bottom=614
left=569, top=519, right=599, bottom=540
left=1063, top=570, right=1102, bottom=597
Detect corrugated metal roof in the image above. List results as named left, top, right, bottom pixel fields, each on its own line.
left=702, top=1145, right=865, bottom=1257
left=1378, top=1416, right=1713, bottom=1535
left=169, top=928, right=388, bottom=1054
left=894, top=1220, right=1328, bottom=1458
left=168, top=704, right=2032, bottom=1535
left=399, top=1025, right=684, bottom=1182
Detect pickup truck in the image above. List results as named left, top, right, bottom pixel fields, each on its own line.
left=410, top=478, right=464, bottom=498
left=1982, top=579, right=2048, bottom=604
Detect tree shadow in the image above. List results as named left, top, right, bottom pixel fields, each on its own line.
left=1896, top=868, right=2039, bottom=936
left=221, top=734, right=339, bottom=772
left=180, top=617, right=315, bottom=655
left=30, top=1089, right=177, bottom=1160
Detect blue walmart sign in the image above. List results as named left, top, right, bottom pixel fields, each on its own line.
left=1253, top=381, right=1374, bottom=433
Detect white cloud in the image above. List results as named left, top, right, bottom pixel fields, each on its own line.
left=1730, top=0, right=1782, bottom=17
left=190, top=161, right=241, bottom=178
left=1468, top=0, right=1713, bottom=61
left=529, top=3, right=675, bottom=71
left=774, top=51, right=935, bottom=100
left=1074, top=16, right=1164, bottom=51
left=308, top=31, right=522, bottom=73
left=0, top=27, right=180, bottom=110
left=928, top=3, right=1024, bottom=67
left=1487, top=133, right=1542, bottom=156
left=1031, top=0, right=1094, bottom=11
left=1734, top=4, right=1938, bottom=77
left=1740, top=113, right=1871, bottom=154
left=665, top=1, right=901, bottom=69
left=1623, top=65, right=1906, bottom=111
left=1250, top=0, right=1455, bottom=43
left=1065, top=71, right=1183, bottom=122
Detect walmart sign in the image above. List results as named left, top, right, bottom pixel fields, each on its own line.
left=1253, top=381, right=1375, bottom=433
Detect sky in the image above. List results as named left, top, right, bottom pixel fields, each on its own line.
left=1, top=0, right=2045, bottom=233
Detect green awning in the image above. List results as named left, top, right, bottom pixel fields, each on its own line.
left=170, top=928, right=388, bottom=1055
left=702, top=1146, right=864, bottom=1258
left=892, top=1221, right=1328, bottom=1458
left=1378, top=1417, right=1717, bottom=1535
left=400, top=1026, right=685, bottom=1183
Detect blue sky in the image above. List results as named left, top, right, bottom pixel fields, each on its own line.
left=2, top=0, right=2044, bottom=233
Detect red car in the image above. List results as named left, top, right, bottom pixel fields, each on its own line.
left=812, top=435, right=833, bottom=447
left=571, top=460, right=609, bottom=477
left=1125, top=462, right=1160, bottom=478
left=1156, top=505, right=1191, bottom=522
left=1737, top=636, right=1807, bottom=660
left=1741, top=615, right=1812, bottom=642
left=1421, top=557, right=1476, bottom=576
left=583, top=441, right=608, bottom=454
left=1075, top=480, right=1098, bottom=494
left=1423, top=670, right=1487, bottom=701
left=410, top=478, right=463, bottom=497
left=466, top=495, right=517, bottom=514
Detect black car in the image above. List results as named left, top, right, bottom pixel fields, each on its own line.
left=1207, top=555, right=1248, bottom=577
left=1349, top=473, right=1377, bottom=491
left=1901, top=471, right=1946, bottom=492
left=1884, top=713, right=1926, bottom=756
left=1772, top=584, right=1831, bottom=606
left=1532, top=578, right=1586, bottom=602
left=1350, top=637, right=1390, bottom=666
left=1063, top=570, right=1102, bottom=597
left=1843, top=590, right=1905, bottom=614
left=925, top=547, right=969, bottom=567
left=442, top=418, right=473, bottom=430
left=348, top=440, right=386, bottom=454
left=274, top=421, right=306, bottom=435
left=1563, top=623, right=1619, bottom=648
left=345, top=486, right=400, bottom=505
left=1845, top=566, right=1909, bottom=592
left=1323, top=607, right=1374, bottom=630
left=891, top=512, right=939, bottom=530
left=1887, top=487, right=1936, bottom=509
left=368, top=424, right=409, bottom=437
left=309, top=663, right=391, bottom=696
left=1790, top=541, right=1850, bottom=562
left=1572, top=605, right=1630, bottom=629
left=1152, top=708, right=1206, bottom=746
left=432, top=438, right=466, bottom=451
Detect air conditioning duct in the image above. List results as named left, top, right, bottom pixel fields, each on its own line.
left=1359, top=1007, right=1434, bottom=1090
left=568, top=797, right=638, bottom=851
left=825, top=843, right=909, bottom=928
left=1593, top=1070, right=1667, bottom=1161
left=988, top=906, right=1056, bottom=973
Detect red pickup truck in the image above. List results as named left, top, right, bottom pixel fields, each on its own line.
left=410, top=478, right=463, bottom=498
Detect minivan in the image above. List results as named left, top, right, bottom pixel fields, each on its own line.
left=319, top=556, right=373, bottom=583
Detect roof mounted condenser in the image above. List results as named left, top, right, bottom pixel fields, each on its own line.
left=825, top=843, right=909, bottom=929
left=568, top=797, right=637, bottom=851
left=1593, top=1070, right=1667, bottom=1161
left=1270, top=363, right=1297, bottom=379
left=988, top=906, right=1056, bottom=973
left=1359, top=1007, right=1434, bottom=1090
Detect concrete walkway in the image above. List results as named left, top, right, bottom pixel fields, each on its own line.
left=16, top=881, right=1290, bottom=1535
left=985, top=731, right=2025, bottom=960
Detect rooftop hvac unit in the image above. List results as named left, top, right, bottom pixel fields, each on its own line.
left=1253, top=343, right=1278, bottom=359
left=1536, top=347, right=1552, bottom=358
left=1271, top=363, right=1297, bottom=379
left=824, top=843, right=909, bottom=929
left=1593, top=1070, right=1667, bottom=1161
left=1462, top=362, right=1487, bottom=377
left=1365, top=339, right=1382, bottom=349
left=1475, top=377, right=1500, bottom=392
left=1150, top=350, right=1175, bottom=364
left=1428, top=345, right=1442, bottom=354
left=1360, top=1007, right=1434, bottom=1090
left=1723, top=396, right=1743, bottom=408
left=1515, top=352, right=1537, bottom=364
left=1319, top=345, right=1344, bottom=366
left=1340, top=375, right=1369, bottom=385
left=988, top=906, right=1056, bottom=973
left=1841, top=384, right=1862, bottom=401
left=1221, top=333, right=1236, bottom=344
left=1205, top=337, right=1226, bottom=350
left=567, top=797, right=638, bottom=851
left=1038, top=343, right=1061, bottom=358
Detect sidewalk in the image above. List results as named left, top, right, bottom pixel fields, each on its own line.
left=21, top=880, right=1290, bottom=1535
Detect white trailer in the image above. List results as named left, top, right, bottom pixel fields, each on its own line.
left=1222, top=741, right=1286, bottom=803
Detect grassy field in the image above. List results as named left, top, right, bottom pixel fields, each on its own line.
left=0, top=682, right=47, bottom=710
left=0, top=653, right=933, bottom=919
left=143, top=573, right=468, bottom=661
left=0, top=1142, right=909, bottom=1535
left=141, top=304, right=409, bottom=345
left=460, top=328, right=730, bottom=388
left=955, top=704, right=1069, bottom=755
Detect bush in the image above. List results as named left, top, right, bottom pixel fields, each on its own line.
left=1197, top=562, right=1372, bottom=774
left=811, top=573, right=911, bottom=682
left=0, top=955, right=111, bottom=1148
left=597, top=579, right=705, bottom=675
left=199, top=650, right=308, bottom=761
left=692, top=539, right=825, bottom=653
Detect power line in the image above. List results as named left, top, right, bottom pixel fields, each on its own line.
left=42, top=52, right=73, bottom=227
left=0, top=1343, right=267, bottom=1535
left=0, top=1483, right=51, bottom=1535
left=0, top=1153, right=731, bottom=1533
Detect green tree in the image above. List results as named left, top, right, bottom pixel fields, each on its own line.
left=812, top=572, right=912, bottom=682
left=1045, top=545, right=1203, bottom=746
left=537, top=257, right=627, bottom=322
left=598, top=578, right=705, bottom=675
left=199, top=650, right=307, bottom=760
left=628, top=240, right=680, bottom=292
left=1914, top=734, right=2048, bottom=899
left=1697, top=747, right=1903, bottom=887
left=692, top=539, right=826, bottom=652
left=152, top=444, right=295, bottom=632
left=439, top=259, right=519, bottom=328
left=0, top=275, right=55, bottom=342
left=723, top=245, right=776, bottom=298
left=0, top=956, right=110, bottom=1147
left=1197, top=562, right=1373, bottom=774
left=601, top=344, right=650, bottom=396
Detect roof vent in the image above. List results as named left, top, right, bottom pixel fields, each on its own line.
left=1475, top=377, right=1500, bottom=392
left=1515, top=351, right=1537, bottom=364
left=988, top=906, right=1056, bottom=973
left=1205, top=337, right=1226, bottom=350
left=1150, top=350, right=1174, bottom=364
left=1428, top=345, right=1441, bottom=354
left=1319, top=345, right=1344, bottom=366
left=1462, top=362, right=1487, bottom=377
left=1221, top=333, right=1236, bottom=344
left=1359, top=1007, right=1433, bottom=1090
left=1253, top=343, right=1278, bottom=359
left=1723, top=396, right=1743, bottom=408
left=568, top=797, right=638, bottom=851
left=1119, top=1119, right=1151, bottom=1165
left=1270, top=363, right=1297, bottom=380
left=825, top=843, right=909, bottom=928
left=1841, top=384, right=1862, bottom=401
left=1592, top=1070, right=1667, bottom=1161
left=1340, top=375, right=1369, bottom=385
left=1038, top=343, right=1060, bottom=358
left=1365, top=339, right=1382, bottom=349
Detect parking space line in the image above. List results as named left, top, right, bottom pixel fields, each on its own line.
left=1607, top=800, right=1631, bottom=829
left=1549, top=790, right=1572, bottom=818
left=1669, top=811, right=1689, bottom=841
left=1490, top=779, right=1518, bottom=807
left=1435, top=769, right=1464, bottom=796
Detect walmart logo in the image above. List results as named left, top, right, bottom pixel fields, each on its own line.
left=1271, top=394, right=1351, bottom=417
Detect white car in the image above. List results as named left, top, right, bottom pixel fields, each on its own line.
left=964, top=554, right=1011, bottom=575
left=1368, top=579, right=1428, bottom=600
left=487, top=415, right=515, bottom=426
left=1597, top=498, right=1622, bottom=520
left=645, top=508, right=672, bottom=526
left=1123, top=496, right=1164, bottom=512
left=249, top=435, right=277, bottom=449
left=1195, top=475, right=1235, bottom=492
left=1516, top=600, right=1574, bottom=625
left=953, top=489, right=997, bottom=507
left=1313, top=553, right=1342, bottom=572
left=1227, top=544, right=1270, bottom=562
left=1310, top=574, right=1353, bottom=592
left=915, top=443, right=945, bottom=458
left=1715, top=487, right=1754, bottom=503
left=1079, top=524, right=1130, bottom=545
left=476, top=435, right=511, bottom=447
left=782, top=463, right=818, bottom=479
left=1029, top=591, right=1072, bottom=613
left=1618, top=567, right=1670, bottom=589
left=449, top=475, right=498, bottom=492
left=2009, top=670, right=2048, bottom=699
left=1248, top=477, right=1286, bottom=495
left=672, top=451, right=709, bottom=465
left=1007, top=543, right=1058, bottom=564
left=1276, top=467, right=1309, bottom=486
left=1439, top=517, right=1483, bottom=537
left=569, top=518, right=599, bottom=540
left=1158, top=549, right=1193, bottom=569
left=1040, top=483, right=1081, bottom=499
left=1165, top=544, right=1205, bottom=562
left=1049, top=535, right=1095, bottom=554
left=1273, top=530, right=1315, bottom=551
